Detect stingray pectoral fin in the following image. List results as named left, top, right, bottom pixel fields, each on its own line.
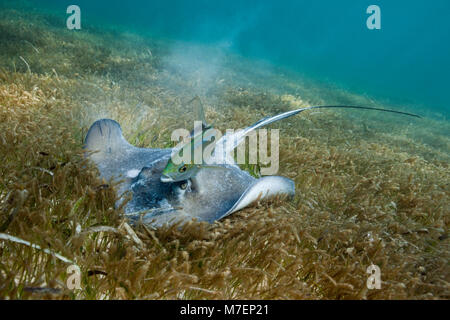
left=84, top=119, right=132, bottom=161
left=218, top=176, right=295, bottom=220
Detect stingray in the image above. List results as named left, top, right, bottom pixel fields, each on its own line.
left=84, top=118, right=295, bottom=227
left=84, top=106, right=419, bottom=228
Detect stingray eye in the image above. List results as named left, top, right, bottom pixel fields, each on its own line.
left=179, top=165, right=187, bottom=173
left=180, top=182, right=188, bottom=190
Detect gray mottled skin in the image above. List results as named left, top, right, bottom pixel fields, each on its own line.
left=84, top=119, right=294, bottom=227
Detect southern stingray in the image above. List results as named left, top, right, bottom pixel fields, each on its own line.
left=84, top=105, right=419, bottom=228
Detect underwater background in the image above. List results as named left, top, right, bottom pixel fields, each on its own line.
left=0, top=0, right=448, bottom=299
left=36, top=0, right=450, bottom=114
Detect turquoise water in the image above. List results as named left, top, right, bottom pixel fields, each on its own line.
left=24, top=1, right=450, bottom=113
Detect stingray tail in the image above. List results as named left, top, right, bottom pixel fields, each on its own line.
left=225, top=105, right=420, bottom=151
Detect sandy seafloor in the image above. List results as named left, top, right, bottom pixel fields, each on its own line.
left=0, top=4, right=448, bottom=299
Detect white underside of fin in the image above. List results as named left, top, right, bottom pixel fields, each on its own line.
left=126, top=169, right=141, bottom=178
left=219, top=176, right=295, bottom=220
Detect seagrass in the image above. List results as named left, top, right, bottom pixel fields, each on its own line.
left=0, top=6, right=448, bottom=299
